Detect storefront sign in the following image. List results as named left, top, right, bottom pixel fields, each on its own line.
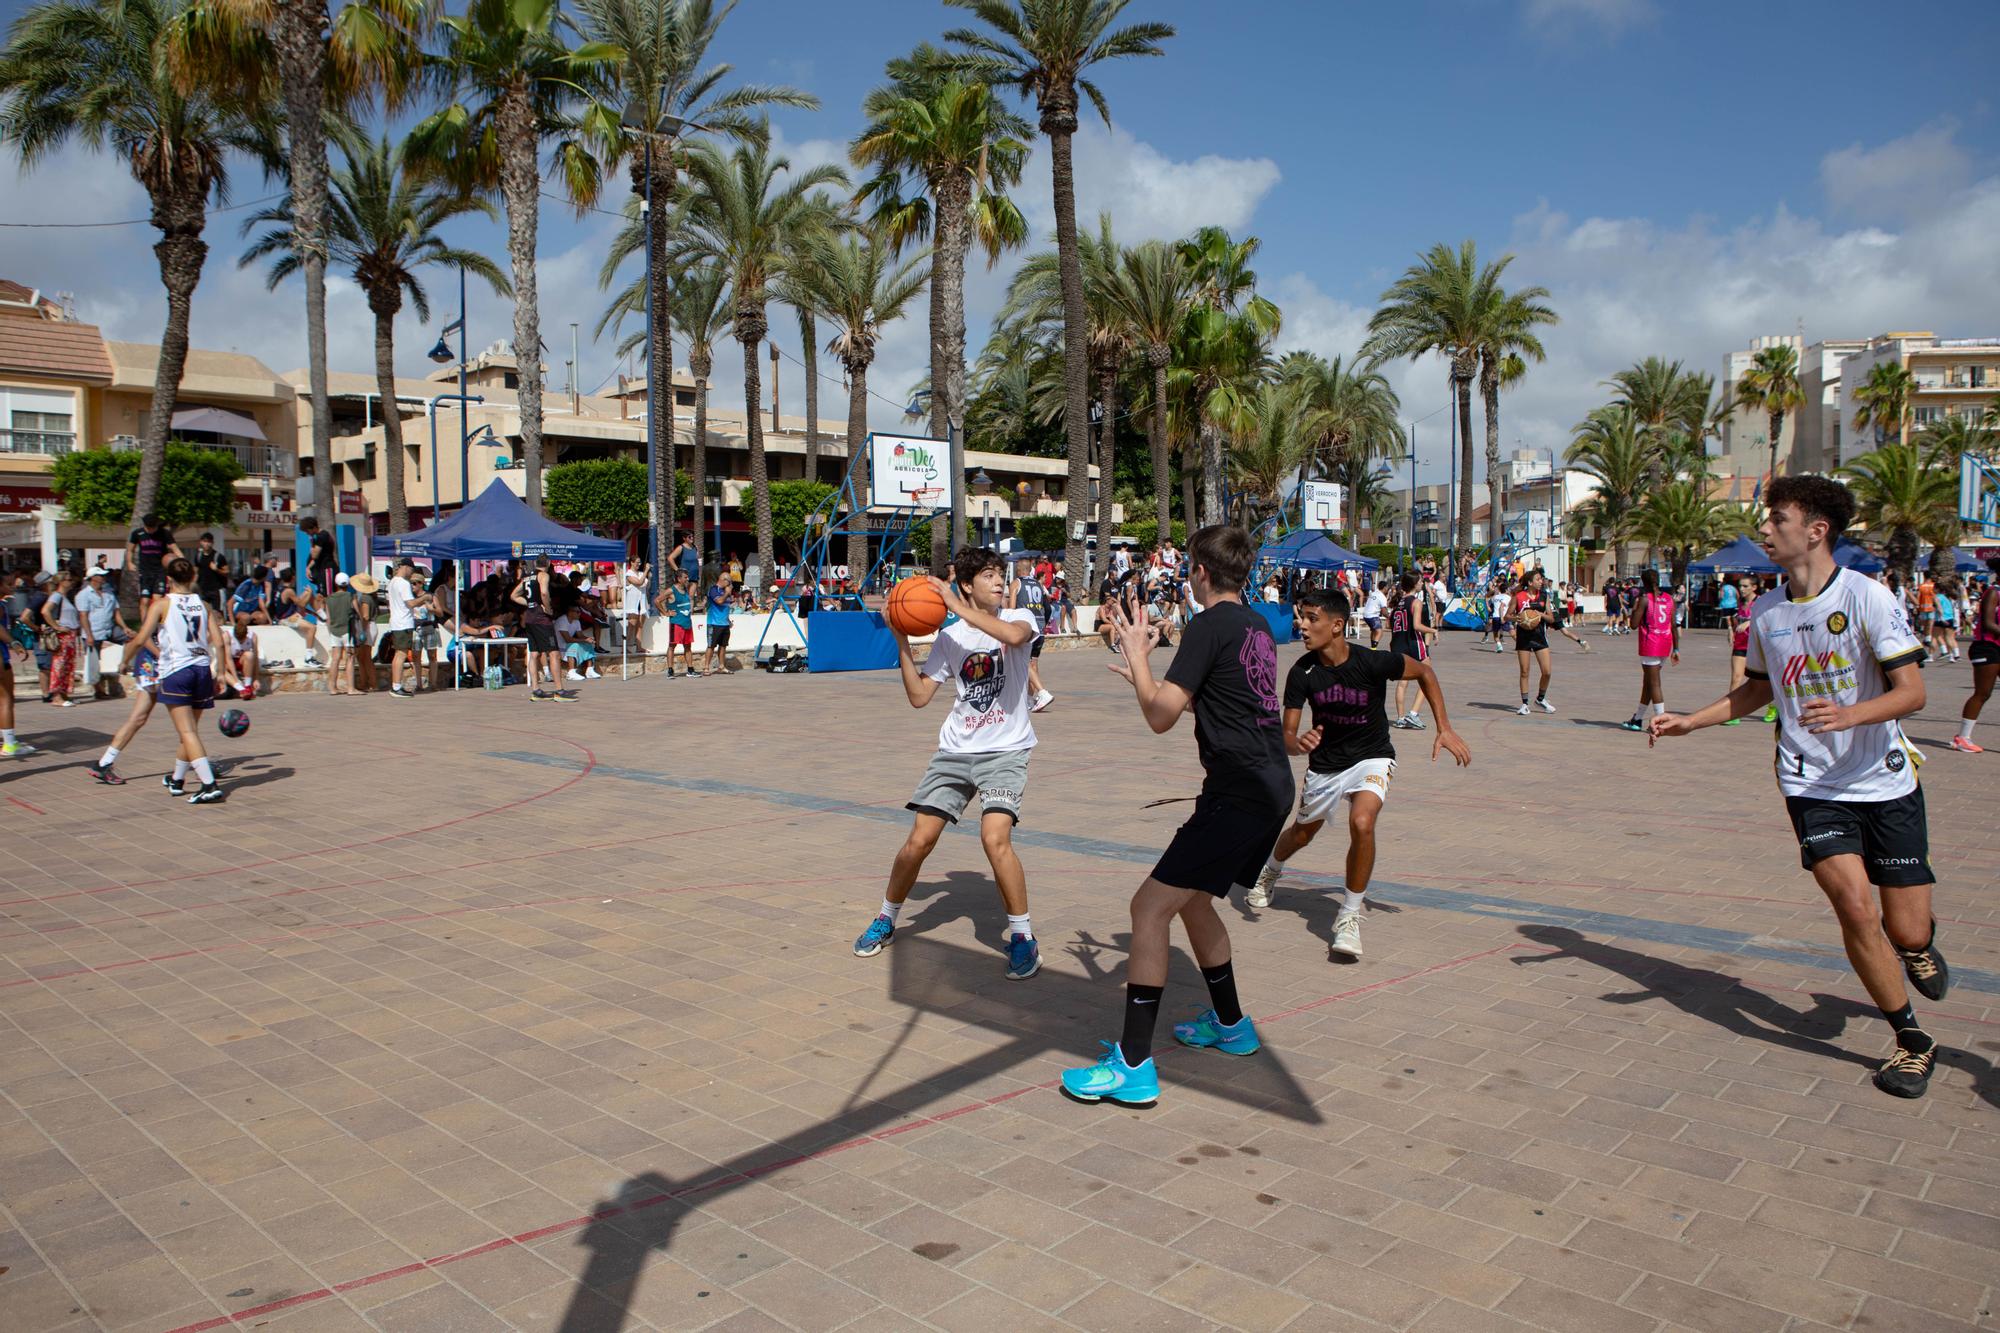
left=233, top=506, right=296, bottom=529
left=337, top=489, right=368, bottom=515
left=0, top=483, right=58, bottom=514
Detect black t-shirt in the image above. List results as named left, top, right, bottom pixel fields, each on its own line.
left=130, top=525, right=173, bottom=572
left=193, top=547, right=225, bottom=592
left=1163, top=599, right=1289, bottom=797
left=1284, top=646, right=1403, bottom=774
left=309, top=529, right=337, bottom=572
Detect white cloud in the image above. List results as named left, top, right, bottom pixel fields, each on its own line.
left=1820, top=118, right=1975, bottom=224
left=1016, top=120, right=1281, bottom=243
left=1521, top=0, right=1657, bottom=38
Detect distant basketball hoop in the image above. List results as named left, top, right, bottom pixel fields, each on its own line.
left=1960, top=453, right=2000, bottom=541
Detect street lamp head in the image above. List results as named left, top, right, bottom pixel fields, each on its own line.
left=427, top=336, right=454, bottom=365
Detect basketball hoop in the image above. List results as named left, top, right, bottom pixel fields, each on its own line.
left=905, top=487, right=946, bottom=512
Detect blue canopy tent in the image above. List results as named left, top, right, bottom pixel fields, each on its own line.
left=1832, top=538, right=1885, bottom=574
left=1928, top=547, right=1985, bottom=574
left=370, top=479, right=626, bottom=689
left=1253, top=532, right=1380, bottom=639
left=1689, top=536, right=1779, bottom=576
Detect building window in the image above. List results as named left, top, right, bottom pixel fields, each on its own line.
left=674, top=390, right=695, bottom=406
left=503, top=372, right=519, bottom=389
left=0, top=387, right=78, bottom=455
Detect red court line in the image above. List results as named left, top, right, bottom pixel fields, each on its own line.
left=0, top=726, right=598, bottom=910
left=6, top=795, right=44, bottom=815
left=153, top=942, right=1524, bottom=1333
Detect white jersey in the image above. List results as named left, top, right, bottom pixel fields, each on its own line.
left=922, top=608, right=1039, bottom=754
left=156, top=593, right=212, bottom=678
left=1744, top=568, right=1925, bottom=801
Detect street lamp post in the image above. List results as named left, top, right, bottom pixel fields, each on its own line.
left=426, top=266, right=470, bottom=508
left=427, top=394, right=484, bottom=525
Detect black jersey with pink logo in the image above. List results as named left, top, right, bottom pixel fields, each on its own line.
left=1164, top=599, right=1290, bottom=798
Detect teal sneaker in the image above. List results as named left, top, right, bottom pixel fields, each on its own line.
left=1060, top=1041, right=1159, bottom=1108
left=1173, top=1009, right=1261, bottom=1056
left=853, top=914, right=894, bottom=958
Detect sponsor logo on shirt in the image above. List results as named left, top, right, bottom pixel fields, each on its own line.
left=1885, top=750, right=1906, bottom=773
left=1825, top=611, right=1849, bottom=635
left=1779, top=650, right=1854, bottom=698
left=959, top=649, right=1004, bottom=715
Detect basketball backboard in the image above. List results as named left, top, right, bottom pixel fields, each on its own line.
left=1959, top=453, right=2000, bottom=540
left=1300, top=480, right=1345, bottom=531
left=869, top=433, right=953, bottom=510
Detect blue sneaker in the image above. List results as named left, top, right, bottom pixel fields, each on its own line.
left=1005, top=933, right=1041, bottom=980
left=1173, top=1009, right=1261, bottom=1056
left=853, top=914, right=895, bottom=958
left=1060, top=1041, right=1160, bottom=1108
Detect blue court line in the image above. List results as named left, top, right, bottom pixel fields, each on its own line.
left=485, top=751, right=2000, bottom=997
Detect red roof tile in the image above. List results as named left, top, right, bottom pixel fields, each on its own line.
left=0, top=309, right=113, bottom=383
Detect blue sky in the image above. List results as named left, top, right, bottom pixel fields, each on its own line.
left=5, top=0, right=1998, bottom=485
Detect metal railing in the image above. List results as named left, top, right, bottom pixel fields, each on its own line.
left=0, top=428, right=76, bottom=456
left=109, top=435, right=294, bottom=478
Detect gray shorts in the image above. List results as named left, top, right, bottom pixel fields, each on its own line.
left=907, top=747, right=1032, bottom=824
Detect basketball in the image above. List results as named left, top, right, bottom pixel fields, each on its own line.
left=1518, top=609, right=1545, bottom=630
left=218, top=709, right=251, bottom=738
left=885, top=577, right=949, bottom=636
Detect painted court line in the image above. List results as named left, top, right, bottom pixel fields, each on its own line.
left=487, top=752, right=2000, bottom=997
left=154, top=942, right=1520, bottom=1333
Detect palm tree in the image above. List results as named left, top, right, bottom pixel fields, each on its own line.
left=675, top=136, right=845, bottom=589
left=667, top=264, right=731, bottom=557
left=1476, top=286, right=1555, bottom=529
left=790, top=225, right=930, bottom=578
left=407, top=0, right=616, bottom=514
left=166, top=0, right=429, bottom=525
left=1282, top=352, right=1404, bottom=502
left=575, top=0, right=813, bottom=559
left=240, top=127, right=508, bottom=533
left=1564, top=405, right=1651, bottom=574
left=1731, top=344, right=1802, bottom=481
left=945, top=0, right=1172, bottom=589
left=1853, top=360, right=1917, bottom=451
left=769, top=207, right=835, bottom=480
left=0, top=0, right=274, bottom=546
left=1363, top=240, right=1505, bottom=551
left=853, top=45, right=1028, bottom=567
left=1226, top=380, right=1307, bottom=525
left=1631, top=480, right=1752, bottom=590
left=1917, top=411, right=1997, bottom=464
left=1105, top=239, right=1192, bottom=537
left=1176, top=226, right=1280, bottom=525
left=1840, top=443, right=1959, bottom=587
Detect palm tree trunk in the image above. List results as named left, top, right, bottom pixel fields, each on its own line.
left=642, top=156, right=677, bottom=563
left=741, top=328, right=773, bottom=595
left=846, top=357, right=870, bottom=578
left=1045, top=114, right=1092, bottom=593
left=1454, top=367, right=1475, bottom=551
left=931, top=177, right=973, bottom=573
left=372, top=294, right=410, bottom=534
left=270, top=1, right=333, bottom=526
left=496, top=87, right=545, bottom=512
left=1096, top=362, right=1117, bottom=599
left=690, top=362, right=709, bottom=559
left=1199, top=419, right=1224, bottom=527
left=1149, top=355, right=1171, bottom=539
left=799, top=308, right=820, bottom=476
left=1767, top=409, right=1783, bottom=479
left=1180, top=445, right=1196, bottom=542
left=133, top=192, right=208, bottom=601
left=1481, top=365, right=1502, bottom=549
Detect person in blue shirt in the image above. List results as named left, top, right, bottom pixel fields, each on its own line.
left=231, top=566, right=271, bottom=624
left=653, top=570, right=696, bottom=677
left=701, top=570, right=734, bottom=676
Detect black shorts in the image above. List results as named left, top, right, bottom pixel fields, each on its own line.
left=1030, top=631, right=1045, bottom=659
left=1731, top=646, right=1747, bottom=658
left=138, top=569, right=166, bottom=597
left=1152, top=780, right=1293, bottom=898
left=707, top=623, right=732, bottom=650
left=1514, top=628, right=1548, bottom=653
left=523, top=621, right=558, bottom=653
left=1784, top=788, right=1934, bottom=887
left=1972, top=640, right=2000, bottom=666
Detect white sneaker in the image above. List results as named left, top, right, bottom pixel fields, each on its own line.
left=1515, top=702, right=1531, bottom=715
left=1247, top=861, right=1282, bottom=909
left=1493, top=643, right=1505, bottom=653
left=585, top=667, right=602, bottom=679
left=565, top=669, right=585, bottom=682
left=1330, top=909, right=1363, bottom=959
left=1537, top=698, right=1555, bottom=713
left=1031, top=688, right=1054, bottom=713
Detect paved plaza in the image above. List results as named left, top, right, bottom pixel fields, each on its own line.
left=1, top=628, right=1996, bottom=1333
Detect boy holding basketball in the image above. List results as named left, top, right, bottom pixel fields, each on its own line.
left=854, top=547, right=1044, bottom=980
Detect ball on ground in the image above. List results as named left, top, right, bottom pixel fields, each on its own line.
left=885, top=577, right=949, bottom=636
left=218, top=709, right=251, bottom=739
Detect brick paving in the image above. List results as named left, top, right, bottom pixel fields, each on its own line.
left=1, top=626, right=1996, bottom=1332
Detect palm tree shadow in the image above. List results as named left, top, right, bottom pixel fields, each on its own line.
left=898, top=869, right=1007, bottom=952
left=549, top=932, right=1323, bottom=1332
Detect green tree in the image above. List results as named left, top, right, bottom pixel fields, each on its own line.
left=1106, top=238, right=1193, bottom=538
left=675, top=135, right=846, bottom=588
left=1630, top=480, right=1752, bottom=589
left=1731, top=344, right=1801, bottom=479
left=545, top=456, right=649, bottom=540
left=575, top=0, right=814, bottom=558
left=52, top=441, right=245, bottom=528
left=1015, top=514, right=1066, bottom=549
left=1281, top=351, right=1404, bottom=490
left=239, top=125, right=507, bottom=534
left=407, top=0, right=618, bottom=514
left=1476, top=284, right=1556, bottom=528
left=1839, top=442, right=1960, bottom=587
left=1853, top=360, right=1917, bottom=450
left=1225, top=380, right=1307, bottom=525
left=853, top=46, right=1028, bottom=568
left=0, top=0, right=273, bottom=573
left=766, top=478, right=835, bottom=546
left=1564, top=405, right=1651, bottom=574
left=946, top=0, right=1173, bottom=591
left=670, top=264, right=732, bottom=555
left=1362, top=240, right=1508, bottom=550
left=1177, top=225, right=1280, bottom=525
left=789, top=223, right=931, bottom=577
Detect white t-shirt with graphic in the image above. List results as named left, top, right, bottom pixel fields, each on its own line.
left=1744, top=568, right=1925, bottom=801
left=386, top=576, right=416, bottom=631
left=922, top=608, right=1039, bottom=754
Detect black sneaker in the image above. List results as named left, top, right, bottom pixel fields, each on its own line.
left=90, top=761, right=125, bottom=786
left=530, top=689, right=553, bottom=702
left=1872, top=1030, right=1938, bottom=1099
left=1897, top=932, right=1950, bottom=1002
left=187, top=783, right=226, bottom=805
left=555, top=689, right=580, bottom=702
left=162, top=773, right=184, bottom=797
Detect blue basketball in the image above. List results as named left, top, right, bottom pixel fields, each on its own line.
left=218, top=708, right=251, bottom=738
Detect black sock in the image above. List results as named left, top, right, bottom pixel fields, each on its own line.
left=1201, top=962, right=1243, bottom=1027
left=1536, top=689, right=1547, bottom=701
left=1121, top=984, right=1163, bottom=1066
left=1882, top=1002, right=1920, bottom=1034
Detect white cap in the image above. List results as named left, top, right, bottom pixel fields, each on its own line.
left=335, top=572, right=350, bottom=587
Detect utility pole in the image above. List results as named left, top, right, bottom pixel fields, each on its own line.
left=769, top=341, right=781, bottom=435
left=570, top=322, right=580, bottom=415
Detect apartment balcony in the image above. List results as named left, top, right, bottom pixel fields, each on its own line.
left=110, top=434, right=295, bottom=479
left=0, top=428, right=77, bottom=456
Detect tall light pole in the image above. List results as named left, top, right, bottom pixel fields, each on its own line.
left=426, top=265, right=470, bottom=508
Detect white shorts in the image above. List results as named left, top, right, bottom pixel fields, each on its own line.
left=1639, top=656, right=1667, bottom=667
left=1298, top=758, right=1395, bottom=823
left=622, top=590, right=648, bottom=617
left=326, top=632, right=353, bottom=649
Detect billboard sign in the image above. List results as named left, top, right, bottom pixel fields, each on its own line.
left=869, top=433, right=953, bottom=510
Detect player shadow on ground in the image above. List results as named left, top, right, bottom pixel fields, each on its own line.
left=896, top=869, right=1017, bottom=953
left=1240, top=884, right=1404, bottom=961
left=549, top=932, right=1322, bottom=1333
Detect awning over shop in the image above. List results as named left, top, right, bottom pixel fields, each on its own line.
left=171, top=406, right=267, bottom=441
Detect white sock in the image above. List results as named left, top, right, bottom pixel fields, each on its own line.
left=1653, top=702, right=1667, bottom=716
left=1959, top=718, right=1976, bottom=740
left=1341, top=890, right=1365, bottom=913
left=1266, top=851, right=1288, bottom=871
left=2, top=729, right=14, bottom=744
left=193, top=757, right=214, bottom=786
left=173, top=759, right=190, bottom=782
left=879, top=899, right=902, bottom=924
left=100, top=746, right=119, bottom=765
left=1006, top=912, right=1033, bottom=940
